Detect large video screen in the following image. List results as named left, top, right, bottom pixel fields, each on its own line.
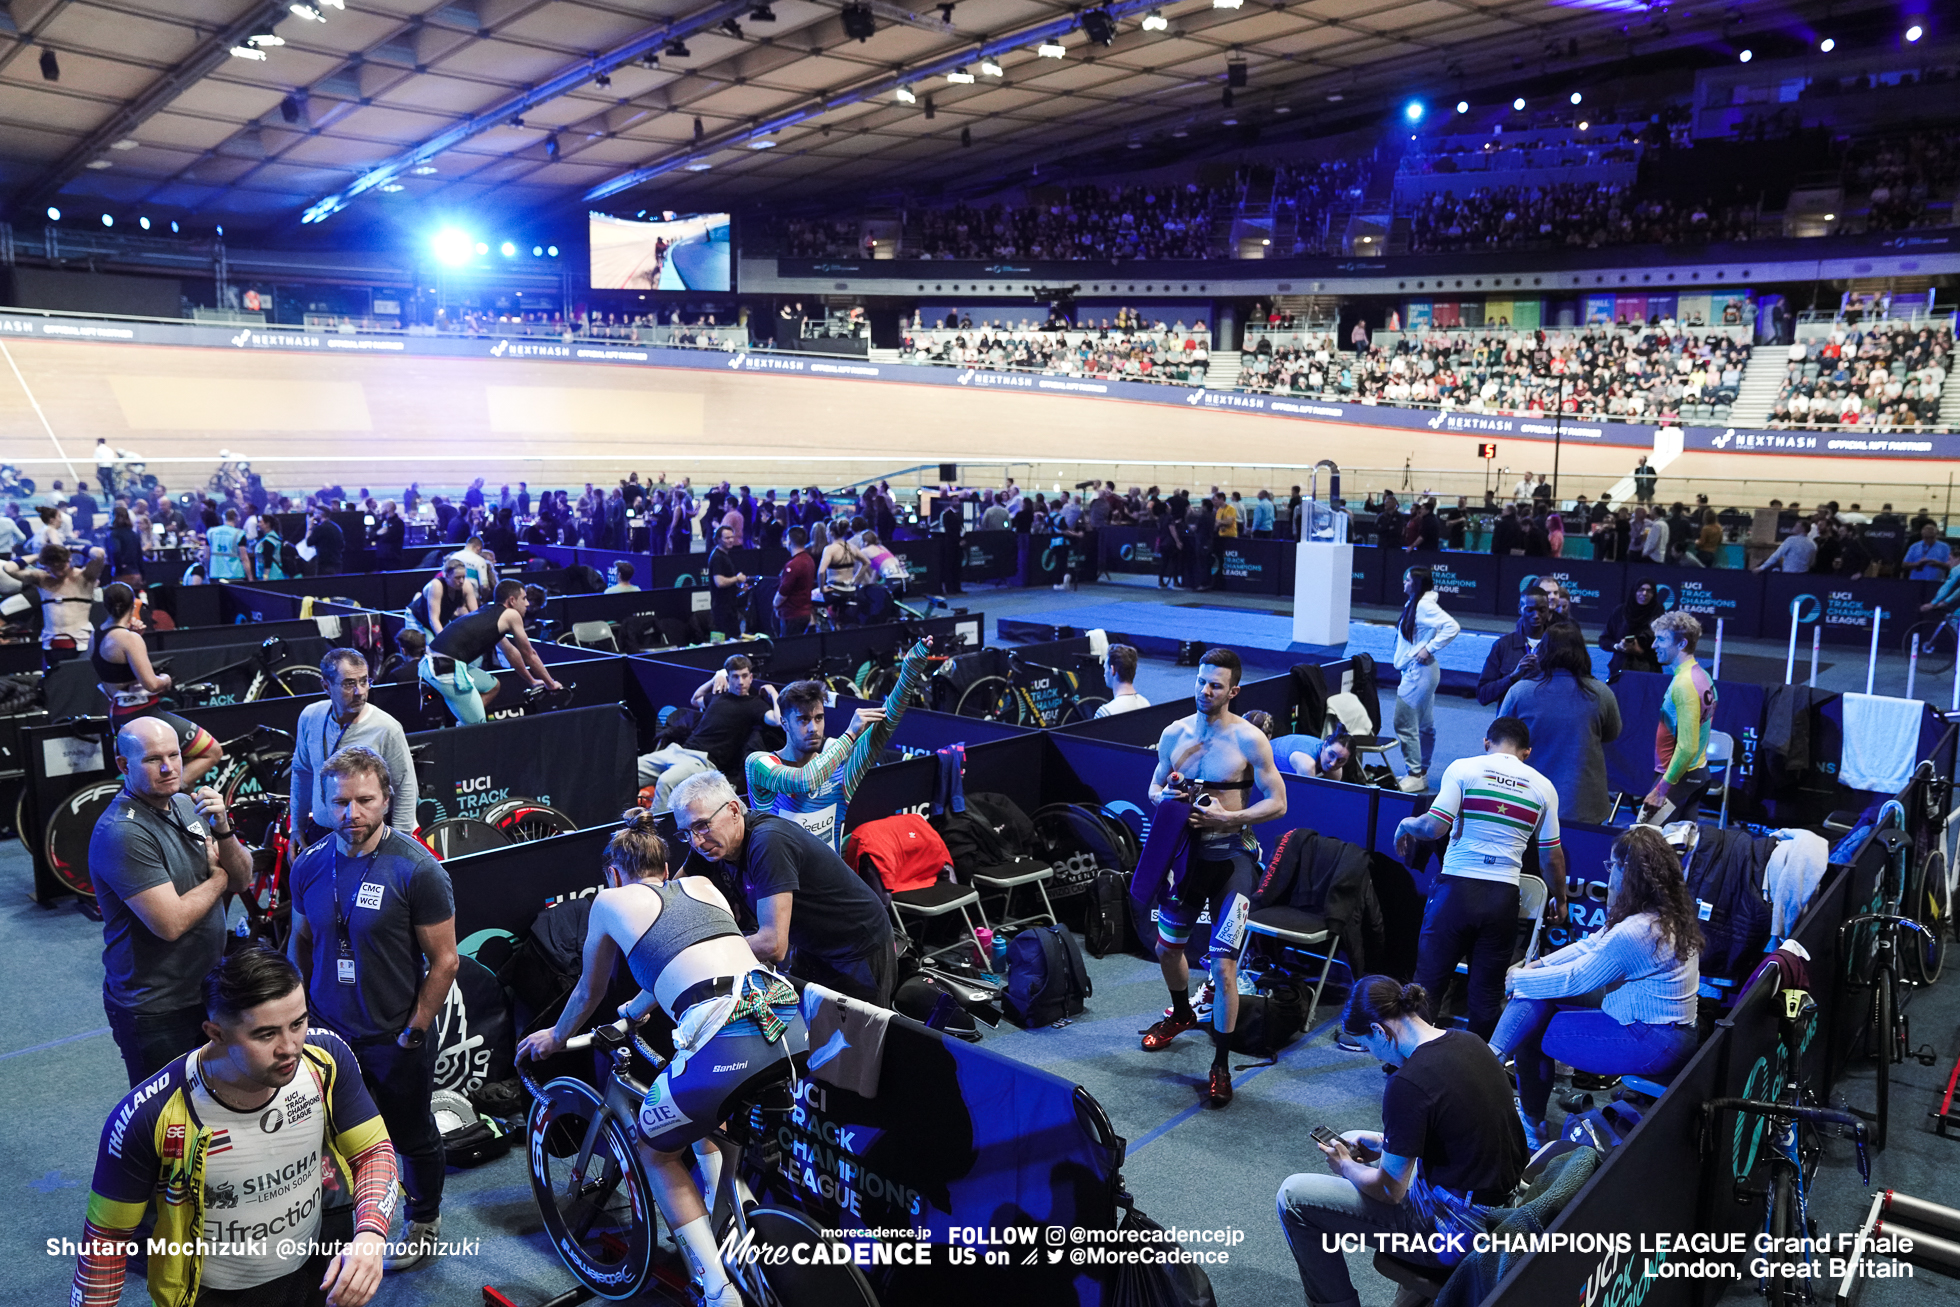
left=588, top=211, right=731, bottom=291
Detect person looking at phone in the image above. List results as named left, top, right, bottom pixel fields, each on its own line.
left=1276, top=976, right=1526, bottom=1307
left=1139, top=648, right=1286, bottom=1108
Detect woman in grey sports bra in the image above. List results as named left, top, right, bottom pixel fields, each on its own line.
left=516, top=810, right=806, bottom=1307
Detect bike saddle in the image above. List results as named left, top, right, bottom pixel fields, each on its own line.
left=258, top=637, right=289, bottom=660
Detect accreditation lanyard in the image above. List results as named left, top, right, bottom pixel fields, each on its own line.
left=332, top=846, right=374, bottom=985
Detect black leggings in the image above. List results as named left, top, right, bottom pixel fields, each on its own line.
left=1412, top=876, right=1521, bottom=1040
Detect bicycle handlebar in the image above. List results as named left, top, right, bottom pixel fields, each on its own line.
left=1840, top=913, right=1935, bottom=939
left=1702, top=1098, right=1871, bottom=1185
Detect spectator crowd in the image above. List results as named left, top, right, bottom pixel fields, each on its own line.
left=1766, top=325, right=1952, bottom=431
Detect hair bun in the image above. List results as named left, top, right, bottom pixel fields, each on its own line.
left=1399, top=982, right=1429, bottom=1013
left=620, top=806, right=661, bottom=830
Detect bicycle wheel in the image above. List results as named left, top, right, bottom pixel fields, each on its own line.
left=1905, top=619, right=1958, bottom=675
left=1907, top=850, right=1949, bottom=985
left=955, top=675, right=1015, bottom=721
left=1062, top=695, right=1110, bottom=725
left=45, top=780, right=123, bottom=898
left=527, top=1079, right=656, bottom=1301
left=255, top=664, right=326, bottom=700
left=1872, top=970, right=1894, bottom=1151
left=221, top=750, right=293, bottom=806
left=488, top=801, right=579, bottom=844
left=742, top=1206, right=880, bottom=1307
left=856, top=663, right=898, bottom=701
left=13, top=786, right=28, bottom=846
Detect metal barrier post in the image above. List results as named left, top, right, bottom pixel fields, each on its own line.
left=1786, top=599, right=1802, bottom=685
left=1867, top=608, right=1883, bottom=696
left=1811, top=628, right=1822, bottom=687
left=1909, top=632, right=1921, bottom=702
left=1713, top=617, right=1725, bottom=682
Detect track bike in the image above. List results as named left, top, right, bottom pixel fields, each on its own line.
left=1701, top=985, right=1871, bottom=1307
left=517, top=1018, right=878, bottom=1305
left=1897, top=608, right=1960, bottom=676
left=956, top=649, right=1108, bottom=726
left=165, top=637, right=327, bottom=707
left=1839, top=810, right=1944, bottom=1151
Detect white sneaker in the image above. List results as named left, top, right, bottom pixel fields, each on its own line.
left=382, top=1216, right=441, bottom=1272
left=1397, top=770, right=1428, bottom=793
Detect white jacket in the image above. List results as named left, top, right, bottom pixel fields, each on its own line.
left=1392, top=591, right=1460, bottom=672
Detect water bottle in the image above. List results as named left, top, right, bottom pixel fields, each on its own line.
left=973, top=926, right=993, bottom=970
left=992, top=935, right=1010, bottom=974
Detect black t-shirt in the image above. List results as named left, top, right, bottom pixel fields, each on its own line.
left=709, top=547, right=740, bottom=621
left=685, top=690, right=770, bottom=772
left=309, top=518, right=344, bottom=568
left=729, top=813, right=891, bottom=967
left=1380, top=1030, right=1527, bottom=1202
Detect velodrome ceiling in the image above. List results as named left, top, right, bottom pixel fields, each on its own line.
left=0, top=0, right=1909, bottom=226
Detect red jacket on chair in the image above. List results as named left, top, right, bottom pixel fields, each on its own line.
left=845, top=814, right=953, bottom=894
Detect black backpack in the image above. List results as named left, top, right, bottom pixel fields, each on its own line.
left=1032, top=802, right=1140, bottom=872
left=498, top=895, right=596, bottom=1034
left=279, top=540, right=304, bottom=576
left=1082, top=868, right=1131, bottom=959
left=965, top=792, right=1037, bottom=856
left=1003, top=924, right=1092, bottom=1028
left=1229, top=980, right=1308, bottom=1062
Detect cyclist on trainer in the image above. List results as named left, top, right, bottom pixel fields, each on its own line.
left=746, top=637, right=933, bottom=852
left=5, top=541, right=107, bottom=667
left=1139, top=648, right=1287, bottom=1108
left=91, top=582, right=225, bottom=787
left=516, top=811, right=805, bottom=1307
left=420, top=579, right=561, bottom=724
left=407, top=558, right=478, bottom=637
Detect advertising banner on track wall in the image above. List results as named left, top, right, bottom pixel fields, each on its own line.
left=1760, top=574, right=1933, bottom=647
left=1654, top=567, right=1765, bottom=639
left=1498, top=557, right=1628, bottom=624
left=1416, top=553, right=1502, bottom=617
left=8, top=310, right=1959, bottom=461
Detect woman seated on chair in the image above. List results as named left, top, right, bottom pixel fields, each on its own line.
left=516, top=811, right=808, bottom=1307
left=92, top=581, right=225, bottom=786
left=1491, top=824, right=1702, bottom=1147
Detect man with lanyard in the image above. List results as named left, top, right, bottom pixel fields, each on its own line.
left=420, top=579, right=562, bottom=725
left=746, top=637, right=933, bottom=852
left=291, top=650, right=418, bottom=847
left=1139, top=648, right=1287, bottom=1108
left=4, top=541, right=107, bottom=667
left=408, top=558, right=477, bottom=637
left=672, top=772, right=899, bottom=1006
left=72, top=947, right=396, bottom=1307
left=707, top=523, right=748, bottom=639
left=1394, top=716, right=1568, bottom=1039
left=288, top=746, right=458, bottom=1273
left=207, top=507, right=250, bottom=582
left=90, top=716, right=256, bottom=1085
left=1642, top=610, right=1716, bottom=824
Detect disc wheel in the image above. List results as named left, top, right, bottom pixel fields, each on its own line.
left=221, top=750, right=293, bottom=807
left=955, top=675, right=1016, bottom=722
left=742, top=1206, right=881, bottom=1307
left=526, top=1079, right=656, bottom=1301
left=45, top=779, right=123, bottom=898
left=485, top=800, right=579, bottom=844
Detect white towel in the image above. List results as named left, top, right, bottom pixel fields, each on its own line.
left=1764, top=829, right=1830, bottom=942
left=1839, top=693, right=1922, bottom=794
left=801, top=982, right=891, bottom=1100
left=1324, top=691, right=1374, bottom=737
left=1086, top=628, right=1110, bottom=659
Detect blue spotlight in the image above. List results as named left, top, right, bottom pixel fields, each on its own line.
left=1403, top=99, right=1423, bottom=122
left=431, top=228, right=474, bottom=266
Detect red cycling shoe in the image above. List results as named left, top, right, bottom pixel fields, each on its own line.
left=1207, top=1065, right=1234, bottom=1108
left=1141, top=1013, right=1200, bottom=1051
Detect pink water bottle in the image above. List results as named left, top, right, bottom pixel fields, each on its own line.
left=973, top=927, right=994, bottom=970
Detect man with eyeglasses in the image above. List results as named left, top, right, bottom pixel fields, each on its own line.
left=290, top=649, right=418, bottom=847
left=669, top=771, right=897, bottom=1007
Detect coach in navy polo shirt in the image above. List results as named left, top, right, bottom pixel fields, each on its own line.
left=288, top=744, right=457, bottom=1274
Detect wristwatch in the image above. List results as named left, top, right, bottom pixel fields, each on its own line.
left=400, top=1027, right=426, bottom=1049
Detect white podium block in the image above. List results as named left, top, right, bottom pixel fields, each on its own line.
left=1293, top=540, right=1353, bottom=647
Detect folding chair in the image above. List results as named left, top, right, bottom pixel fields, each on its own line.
left=1450, top=871, right=1549, bottom=993
left=1704, top=729, right=1735, bottom=829
left=886, top=880, right=994, bottom=969
left=971, top=862, right=1059, bottom=932
left=564, top=620, right=620, bottom=653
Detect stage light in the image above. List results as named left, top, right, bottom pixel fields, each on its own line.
left=229, top=45, right=268, bottom=60
left=1823, top=212, right=1835, bottom=220
left=140, top=216, right=151, bottom=229
left=684, top=161, right=712, bottom=171
left=840, top=4, right=875, bottom=41
left=546, top=135, right=560, bottom=160
left=474, top=242, right=488, bottom=255
left=170, top=221, right=179, bottom=233
left=533, top=245, right=543, bottom=255
left=1403, top=99, right=1423, bottom=121
left=432, top=229, right=474, bottom=265
left=595, top=72, right=611, bottom=88
left=1037, top=40, right=1065, bottom=57
left=1819, top=37, right=1835, bottom=52
left=947, top=66, right=974, bottom=83
left=379, top=183, right=404, bottom=193
left=1456, top=100, right=1468, bottom=113
left=39, top=48, right=58, bottom=80
left=980, top=57, right=1003, bottom=75
left=1570, top=91, right=1582, bottom=104
left=500, top=241, right=516, bottom=256
left=666, top=40, right=691, bottom=57
left=895, top=83, right=917, bottom=102
left=290, top=3, right=325, bottom=20
left=101, top=213, right=113, bottom=227
left=1326, top=92, right=1342, bottom=101
left=1738, top=48, right=1752, bottom=62
left=547, top=245, right=560, bottom=255
left=750, top=137, right=776, bottom=147
left=45, top=207, right=59, bottom=221
left=250, top=33, right=284, bottom=47
left=750, top=4, right=776, bottom=19
left=280, top=94, right=302, bottom=123
left=720, top=18, right=744, bottom=39
left=1082, top=8, right=1117, bottom=45
left=693, top=116, right=704, bottom=140
left=1213, top=0, right=1242, bottom=9
left=961, top=125, right=972, bottom=146
left=411, top=164, right=437, bottom=175
left=1906, top=25, right=1922, bottom=42
left=1578, top=120, right=1589, bottom=130
left=1142, top=9, right=1167, bottom=30
left=1513, top=97, right=1525, bottom=110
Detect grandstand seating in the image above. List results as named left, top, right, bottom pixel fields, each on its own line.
left=1765, top=325, right=1954, bottom=431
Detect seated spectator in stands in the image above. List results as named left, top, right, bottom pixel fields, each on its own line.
left=1904, top=522, right=1952, bottom=581
left=1096, top=643, right=1150, bottom=717
left=605, top=560, right=641, bottom=594
left=1491, top=825, right=1701, bottom=1147
left=1499, top=624, right=1622, bottom=825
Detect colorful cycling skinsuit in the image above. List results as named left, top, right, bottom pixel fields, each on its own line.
left=1425, top=751, right=1562, bottom=884
left=73, top=1030, right=396, bottom=1307
left=745, top=641, right=930, bottom=853
left=1655, top=656, right=1715, bottom=787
